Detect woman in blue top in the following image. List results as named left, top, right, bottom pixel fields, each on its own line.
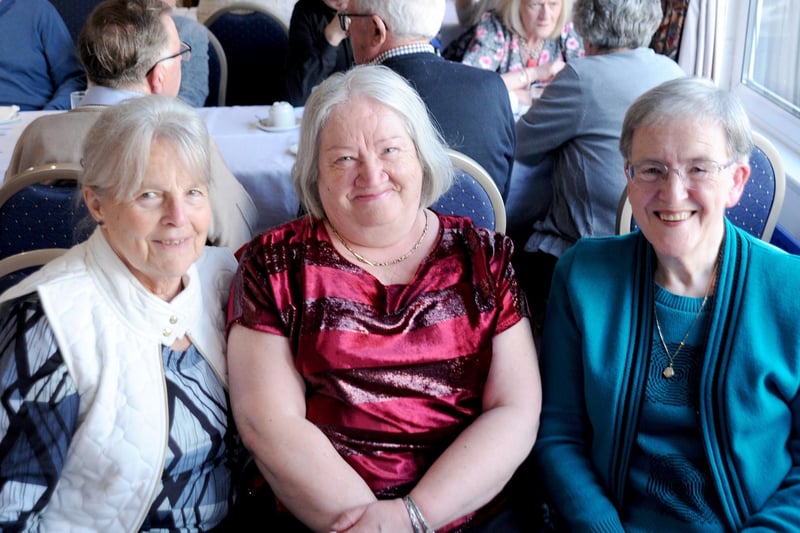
left=536, top=77, right=800, bottom=531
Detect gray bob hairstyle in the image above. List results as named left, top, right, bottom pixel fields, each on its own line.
left=293, top=65, right=454, bottom=220
left=81, top=94, right=212, bottom=202
left=572, top=0, right=662, bottom=50
left=620, top=77, right=753, bottom=163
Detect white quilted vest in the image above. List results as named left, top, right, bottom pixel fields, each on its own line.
left=0, top=230, right=236, bottom=531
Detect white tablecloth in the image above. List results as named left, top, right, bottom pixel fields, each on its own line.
left=0, top=105, right=301, bottom=235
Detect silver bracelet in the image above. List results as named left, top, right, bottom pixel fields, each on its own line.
left=402, top=495, right=435, bottom=533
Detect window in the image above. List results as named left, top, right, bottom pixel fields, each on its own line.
left=742, top=0, right=800, bottom=118
left=727, top=0, right=800, bottom=235
left=728, top=0, right=800, bottom=154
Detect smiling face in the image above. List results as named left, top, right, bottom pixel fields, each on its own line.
left=317, top=97, right=423, bottom=242
left=521, top=0, right=562, bottom=40
left=85, top=139, right=211, bottom=300
left=627, top=118, right=749, bottom=264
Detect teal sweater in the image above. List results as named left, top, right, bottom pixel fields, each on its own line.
left=536, top=221, right=800, bottom=532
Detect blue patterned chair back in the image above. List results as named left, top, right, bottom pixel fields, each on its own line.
left=49, top=0, right=103, bottom=44
left=205, top=28, right=228, bottom=107
left=432, top=149, right=507, bottom=233
left=0, top=165, right=94, bottom=260
left=0, top=248, right=68, bottom=293
left=726, top=133, right=784, bottom=240
left=616, top=132, right=785, bottom=242
left=205, top=2, right=289, bottom=105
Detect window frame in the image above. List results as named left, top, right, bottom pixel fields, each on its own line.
left=724, top=0, right=800, bottom=233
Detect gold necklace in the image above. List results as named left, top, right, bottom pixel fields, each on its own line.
left=653, top=252, right=721, bottom=379
left=328, top=211, right=428, bottom=267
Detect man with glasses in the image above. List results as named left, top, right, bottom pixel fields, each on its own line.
left=344, top=0, right=515, bottom=199
left=5, top=0, right=257, bottom=250
left=164, top=0, right=211, bottom=107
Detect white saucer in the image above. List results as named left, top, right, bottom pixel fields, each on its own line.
left=0, top=105, right=20, bottom=125
left=257, top=118, right=300, bottom=132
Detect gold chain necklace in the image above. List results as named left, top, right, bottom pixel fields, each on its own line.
left=328, top=211, right=428, bottom=268
left=653, top=251, right=721, bottom=379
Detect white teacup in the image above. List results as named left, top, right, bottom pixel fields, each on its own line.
left=269, top=101, right=295, bottom=129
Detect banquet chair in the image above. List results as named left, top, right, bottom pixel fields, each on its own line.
left=205, top=27, right=228, bottom=107
left=0, top=248, right=68, bottom=294
left=615, top=131, right=786, bottom=242
left=49, top=0, right=103, bottom=45
left=0, top=164, right=93, bottom=260
left=433, top=149, right=507, bottom=233
left=204, top=2, right=289, bottom=106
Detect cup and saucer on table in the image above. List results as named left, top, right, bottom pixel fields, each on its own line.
left=0, top=105, right=20, bottom=125
left=257, top=101, right=300, bottom=132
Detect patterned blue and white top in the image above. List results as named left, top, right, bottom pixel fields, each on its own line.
left=0, top=295, right=235, bottom=531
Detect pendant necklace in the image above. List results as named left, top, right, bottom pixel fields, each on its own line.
left=327, top=211, right=428, bottom=268
left=653, top=250, right=721, bottom=379
left=519, top=36, right=544, bottom=67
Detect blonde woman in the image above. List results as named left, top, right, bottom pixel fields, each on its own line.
left=462, top=0, right=583, bottom=101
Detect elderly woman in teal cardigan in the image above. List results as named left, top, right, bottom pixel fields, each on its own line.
left=535, top=76, right=800, bottom=531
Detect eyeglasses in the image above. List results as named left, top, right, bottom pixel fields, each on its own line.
left=146, top=41, right=192, bottom=76
left=337, top=12, right=373, bottom=32
left=625, top=159, right=735, bottom=189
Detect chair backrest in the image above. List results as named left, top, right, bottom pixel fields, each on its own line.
left=49, top=0, right=104, bottom=45
left=205, top=27, right=228, bottom=107
left=433, top=149, right=507, bottom=233
left=615, top=131, right=786, bottom=242
left=0, top=248, right=68, bottom=294
left=204, top=2, right=289, bottom=106
left=0, top=164, right=93, bottom=260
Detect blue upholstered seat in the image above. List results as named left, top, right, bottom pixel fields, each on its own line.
left=0, top=248, right=68, bottom=293
left=49, top=0, right=103, bottom=45
left=432, top=149, right=507, bottom=233
left=0, top=164, right=93, bottom=261
left=726, top=135, right=784, bottom=240
left=204, top=2, right=289, bottom=106
left=205, top=27, right=228, bottom=107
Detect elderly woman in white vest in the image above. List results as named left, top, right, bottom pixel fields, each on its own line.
left=0, top=95, right=238, bottom=531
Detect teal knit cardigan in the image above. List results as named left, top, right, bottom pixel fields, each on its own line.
left=535, top=220, right=800, bottom=532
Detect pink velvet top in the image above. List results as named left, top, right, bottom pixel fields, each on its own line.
left=228, top=214, right=528, bottom=530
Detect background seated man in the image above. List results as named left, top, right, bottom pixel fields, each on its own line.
left=0, top=0, right=86, bottom=110
left=4, top=0, right=257, bottom=250
left=346, top=0, right=515, bottom=198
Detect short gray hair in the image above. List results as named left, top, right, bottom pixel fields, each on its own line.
left=293, top=65, right=453, bottom=219
left=496, top=0, right=573, bottom=41
left=82, top=95, right=211, bottom=202
left=620, top=77, right=753, bottom=163
left=352, top=0, right=445, bottom=39
left=573, top=0, right=662, bottom=50
left=78, top=0, right=173, bottom=88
